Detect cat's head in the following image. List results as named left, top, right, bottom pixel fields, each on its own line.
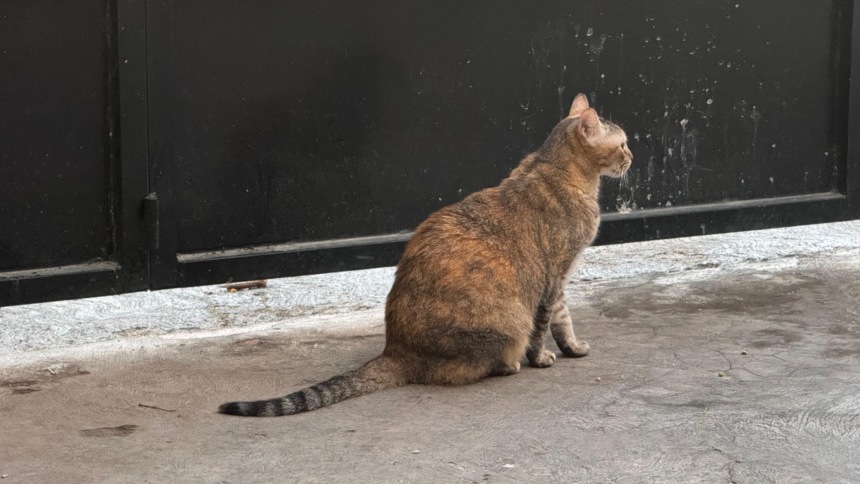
left=563, top=93, right=633, bottom=177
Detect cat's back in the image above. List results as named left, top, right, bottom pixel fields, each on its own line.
left=388, top=176, right=546, bottom=310
left=403, top=178, right=536, bottom=262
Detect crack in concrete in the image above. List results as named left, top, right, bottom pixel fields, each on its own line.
left=709, top=446, right=743, bottom=484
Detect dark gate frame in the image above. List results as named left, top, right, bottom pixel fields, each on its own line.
left=1, top=0, right=859, bottom=306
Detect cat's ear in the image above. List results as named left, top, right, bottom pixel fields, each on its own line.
left=578, top=109, right=601, bottom=140
left=568, top=93, right=590, bottom=118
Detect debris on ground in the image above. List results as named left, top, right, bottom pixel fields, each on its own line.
left=224, top=280, right=268, bottom=292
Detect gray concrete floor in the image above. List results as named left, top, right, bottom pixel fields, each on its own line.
left=1, top=221, right=859, bottom=483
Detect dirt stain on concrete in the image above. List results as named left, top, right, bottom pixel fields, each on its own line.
left=600, top=307, right=633, bottom=319
left=651, top=398, right=736, bottom=409
left=80, top=424, right=139, bottom=437
left=757, top=328, right=804, bottom=344
left=828, top=324, right=859, bottom=336
left=822, top=345, right=860, bottom=359
left=1, top=379, right=42, bottom=394
left=0, top=364, right=89, bottom=396
left=749, top=328, right=804, bottom=349
left=589, top=273, right=820, bottom=319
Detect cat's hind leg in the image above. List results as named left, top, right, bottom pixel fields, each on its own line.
left=526, top=304, right=557, bottom=368
left=489, top=360, right=521, bottom=377
left=421, top=354, right=520, bottom=385
left=549, top=291, right=590, bottom=358
left=417, top=326, right=528, bottom=384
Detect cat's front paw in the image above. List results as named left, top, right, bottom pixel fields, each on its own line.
left=561, top=341, right=590, bottom=358
left=529, top=349, right=557, bottom=368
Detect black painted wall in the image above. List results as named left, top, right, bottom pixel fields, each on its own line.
left=147, top=1, right=849, bottom=254
left=1, top=0, right=858, bottom=305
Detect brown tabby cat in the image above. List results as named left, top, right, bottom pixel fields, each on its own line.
left=219, top=93, right=632, bottom=416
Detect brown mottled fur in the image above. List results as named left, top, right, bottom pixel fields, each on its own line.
left=219, top=94, right=632, bottom=416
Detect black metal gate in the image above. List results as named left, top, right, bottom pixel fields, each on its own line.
left=2, top=0, right=859, bottom=306
left=0, top=0, right=149, bottom=305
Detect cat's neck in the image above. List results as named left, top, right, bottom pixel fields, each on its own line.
left=564, top=154, right=602, bottom=199
left=540, top=150, right=602, bottom=202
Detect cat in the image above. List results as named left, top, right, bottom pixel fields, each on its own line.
left=219, top=93, right=633, bottom=416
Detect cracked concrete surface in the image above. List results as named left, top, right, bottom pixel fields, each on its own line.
left=0, top=221, right=859, bottom=483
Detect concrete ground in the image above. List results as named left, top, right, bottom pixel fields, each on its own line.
left=1, top=221, right=859, bottom=483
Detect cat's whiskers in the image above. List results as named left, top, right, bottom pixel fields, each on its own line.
left=620, top=170, right=631, bottom=189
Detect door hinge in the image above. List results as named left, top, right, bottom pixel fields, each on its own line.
left=142, top=192, right=160, bottom=250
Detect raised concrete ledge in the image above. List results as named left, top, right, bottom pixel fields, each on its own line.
left=1, top=220, right=858, bottom=368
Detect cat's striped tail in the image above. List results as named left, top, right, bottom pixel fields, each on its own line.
left=218, top=354, right=407, bottom=417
